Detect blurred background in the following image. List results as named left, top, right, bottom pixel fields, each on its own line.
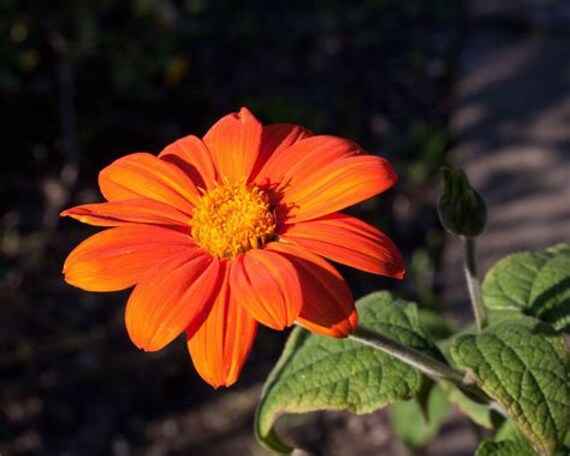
left=1, top=1, right=568, bottom=455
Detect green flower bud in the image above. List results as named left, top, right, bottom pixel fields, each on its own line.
left=437, top=166, right=487, bottom=237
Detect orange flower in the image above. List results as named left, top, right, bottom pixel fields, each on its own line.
left=61, top=108, right=404, bottom=388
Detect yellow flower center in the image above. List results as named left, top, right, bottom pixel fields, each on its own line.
left=191, top=179, right=276, bottom=259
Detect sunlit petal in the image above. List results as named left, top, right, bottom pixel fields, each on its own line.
left=159, top=134, right=217, bottom=190
left=61, top=199, right=191, bottom=227
left=255, top=135, right=359, bottom=188
left=187, top=262, right=258, bottom=388
left=126, top=250, right=220, bottom=352
left=279, top=213, right=405, bottom=278
left=250, top=123, right=312, bottom=179
left=203, top=107, right=262, bottom=183
left=63, top=225, right=198, bottom=291
left=266, top=242, right=357, bottom=337
left=99, top=152, right=199, bottom=213
left=230, top=248, right=303, bottom=330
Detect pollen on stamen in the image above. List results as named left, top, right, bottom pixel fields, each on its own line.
left=191, top=179, right=276, bottom=259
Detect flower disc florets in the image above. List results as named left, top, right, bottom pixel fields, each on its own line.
left=191, top=179, right=276, bottom=258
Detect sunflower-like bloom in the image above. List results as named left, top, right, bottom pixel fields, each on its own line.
left=62, top=108, right=404, bottom=388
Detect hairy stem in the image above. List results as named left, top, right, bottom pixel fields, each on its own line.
left=463, top=236, right=487, bottom=331
left=349, top=326, right=464, bottom=382
left=349, top=326, right=491, bottom=404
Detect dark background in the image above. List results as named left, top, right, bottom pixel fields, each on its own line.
left=1, top=1, right=462, bottom=454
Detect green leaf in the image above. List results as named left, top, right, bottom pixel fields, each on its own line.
left=546, top=243, right=570, bottom=255
left=495, top=419, right=529, bottom=442
left=476, top=420, right=541, bottom=455
left=450, top=317, right=570, bottom=455
left=494, top=420, right=570, bottom=456
left=255, top=291, right=442, bottom=453
left=475, top=439, right=537, bottom=456
left=390, top=383, right=450, bottom=450
left=482, top=244, right=570, bottom=332
left=439, top=381, right=496, bottom=429
left=419, top=309, right=459, bottom=341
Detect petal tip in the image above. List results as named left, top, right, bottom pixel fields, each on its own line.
left=348, top=311, right=359, bottom=333
left=385, top=160, right=399, bottom=187
left=127, top=331, right=162, bottom=353
left=238, top=106, right=254, bottom=119
left=332, top=310, right=359, bottom=338
left=60, top=206, right=86, bottom=220
left=62, top=272, right=91, bottom=292
left=204, top=378, right=235, bottom=390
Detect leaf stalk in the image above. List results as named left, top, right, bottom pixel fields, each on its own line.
left=349, top=325, right=491, bottom=404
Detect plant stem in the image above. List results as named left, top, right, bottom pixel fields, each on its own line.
left=349, top=326, right=491, bottom=404
left=463, top=236, right=487, bottom=331
left=349, top=326, right=464, bottom=383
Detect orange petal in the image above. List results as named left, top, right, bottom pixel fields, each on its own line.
left=266, top=242, right=357, bottom=338
left=202, top=107, right=262, bottom=183
left=63, top=225, right=197, bottom=291
left=98, top=152, right=199, bottom=213
left=61, top=199, right=191, bottom=227
left=250, top=123, right=313, bottom=179
left=254, top=135, right=397, bottom=222
left=279, top=213, right=405, bottom=278
left=187, top=262, right=258, bottom=388
left=125, top=250, right=220, bottom=352
left=230, top=248, right=303, bottom=330
left=254, top=135, right=360, bottom=188
left=158, top=134, right=217, bottom=190
left=286, top=157, right=397, bottom=222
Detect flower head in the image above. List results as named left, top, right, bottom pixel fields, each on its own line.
left=61, top=108, right=404, bottom=388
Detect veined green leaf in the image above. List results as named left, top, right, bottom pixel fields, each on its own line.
left=450, top=317, right=570, bottom=455
left=475, top=439, right=537, bottom=456
left=482, top=244, right=570, bottom=332
left=255, top=292, right=441, bottom=453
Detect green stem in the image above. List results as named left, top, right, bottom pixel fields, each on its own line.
left=349, top=326, right=464, bottom=383
left=349, top=325, right=491, bottom=405
left=463, top=236, right=488, bottom=331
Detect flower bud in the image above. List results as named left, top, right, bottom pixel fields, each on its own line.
left=437, top=166, right=487, bottom=237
